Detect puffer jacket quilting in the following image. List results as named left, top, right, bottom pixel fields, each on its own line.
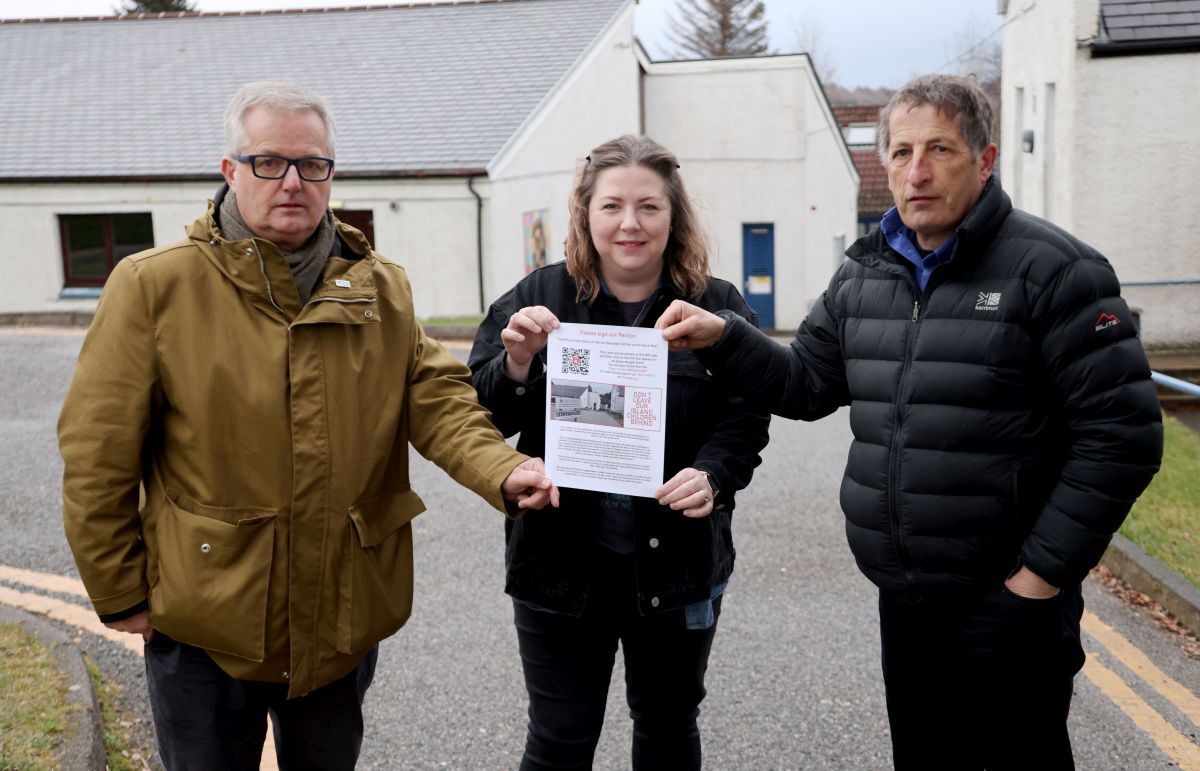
left=701, top=178, right=1162, bottom=593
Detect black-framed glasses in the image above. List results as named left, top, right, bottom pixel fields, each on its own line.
left=236, top=154, right=334, bottom=182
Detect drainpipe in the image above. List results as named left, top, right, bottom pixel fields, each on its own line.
left=467, top=176, right=485, bottom=313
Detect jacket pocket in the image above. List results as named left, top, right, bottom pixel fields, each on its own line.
left=149, top=495, right=278, bottom=662
left=335, top=490, right=426, bottom=654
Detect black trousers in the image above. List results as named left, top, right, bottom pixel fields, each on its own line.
left=144, top=632, right=377, bottom=771
left=879, top=582, right=1085, bottom=771
left=513, top=551, right=722, bottom=770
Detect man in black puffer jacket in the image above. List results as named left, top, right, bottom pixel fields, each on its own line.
left=656, top=74, right=1162, bottom=770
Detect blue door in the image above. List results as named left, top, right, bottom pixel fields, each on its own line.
left=742, top=223, right=775, bottom=328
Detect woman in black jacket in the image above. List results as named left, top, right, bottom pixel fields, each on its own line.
left=469, top=135, right=770, bottom=770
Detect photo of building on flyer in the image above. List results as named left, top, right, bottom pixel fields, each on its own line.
left=549, top=381, right=625, bottom=427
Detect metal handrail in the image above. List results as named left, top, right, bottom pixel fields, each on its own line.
left=1151, top=371, right=1200, bottom=398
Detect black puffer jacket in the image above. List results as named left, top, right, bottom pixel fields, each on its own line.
left=703, top=178, right=1162, bottom=593
left=470, top=263, right=770, bottom=615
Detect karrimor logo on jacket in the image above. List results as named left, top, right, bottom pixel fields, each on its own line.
left=975, top=292, right=1002, bottom=311
left=1095, top=313, right=1122, bottom=332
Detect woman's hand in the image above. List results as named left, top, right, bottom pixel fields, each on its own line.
left=501, top=306, right=560, bottom=382
left=655, top=467, right=716, bottom=518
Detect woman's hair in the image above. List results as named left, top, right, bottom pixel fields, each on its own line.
left=565, top=135, right=710, bottom=303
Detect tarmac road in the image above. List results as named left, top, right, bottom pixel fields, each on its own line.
left=1, top=328, right=1197, bottom=770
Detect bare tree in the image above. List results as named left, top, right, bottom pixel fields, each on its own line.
left=788, top=10, right=836, bottom=85
left=114, top=0, right=197, bottom=13
left=943, top=14, right=1002, bottom=89
left=667, top=0, right=770, bottom=59
left=940, top=14, right=1003, bottom=137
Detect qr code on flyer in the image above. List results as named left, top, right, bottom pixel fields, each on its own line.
left=561, top=347, right=590, bottom=376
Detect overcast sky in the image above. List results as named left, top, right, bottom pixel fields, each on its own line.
left=2, top=0, right=1003, bottom=88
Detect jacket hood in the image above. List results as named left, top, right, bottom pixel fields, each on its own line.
left=186, top=187, right=377, bottom=319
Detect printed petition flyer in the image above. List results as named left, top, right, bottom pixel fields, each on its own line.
left=544, top=323, right=667, bottom=498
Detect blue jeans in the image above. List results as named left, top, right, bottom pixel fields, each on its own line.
left=514, top=549, right=722, bottom=770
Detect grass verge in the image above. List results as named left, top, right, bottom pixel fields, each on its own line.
left=0, top=621, right=70, bottom=769
left=84, top=655, right=138, bottom=771
left=1121, top=411, right=1200, bottom=589
left=421, top=314, right=484, bottom=326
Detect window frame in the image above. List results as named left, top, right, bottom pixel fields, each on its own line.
left=58, top=212, right=153, bottom=287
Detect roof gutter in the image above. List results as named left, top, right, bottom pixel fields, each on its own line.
left=1091, top=39, right=1200, bottom=57
left=0, top=168, right=489, bottom=184
left=467, top=176, right=485, bottom=314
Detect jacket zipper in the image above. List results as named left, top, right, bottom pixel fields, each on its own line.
left=252, top=242, right=285, bottom=317
left=251, top=242, right=375, bottom=313
left=310, top=296, right=377, bottom=305
left=887, top=296, right=922, bottom=584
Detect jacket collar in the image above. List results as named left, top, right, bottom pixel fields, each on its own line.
left=188, top=187, right=378, bottom=324
left=846, top=175, right=1013, bottom=273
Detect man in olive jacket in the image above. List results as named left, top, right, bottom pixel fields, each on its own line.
left=58, top=81, right=558, bottom=770
left=656, top=74, right=1162, bottom=770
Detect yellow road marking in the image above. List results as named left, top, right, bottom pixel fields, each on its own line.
left=0, top=584, right=141, bottom=654
left=0, top=563, right=88, bottom=598
left=0, top=327, right=86, bottom=336
left=0, top=574, right=278, bottom=769
left=1084, top=610, right=1200, bottom=727
left=1083, top=652, right=1200, bottom=769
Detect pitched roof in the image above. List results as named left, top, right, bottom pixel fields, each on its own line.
left=0, top=0, right=629, bottom=180
left=1095, top=0, right=1200, bottom=54
left=850, top=149, right=891, bottom=219
left=831, top=105, right=882, bottom=126
left=831, top=105, right=890, bottom=219
left=550, top=384, right=588, bottom=399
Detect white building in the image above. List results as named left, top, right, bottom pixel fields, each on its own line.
left=0, top=0, right=856, bottom=332
left=1000, top=0, right=1200, bottom=349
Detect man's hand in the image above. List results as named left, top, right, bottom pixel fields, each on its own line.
left=655, top=467, right=715, bottom=518
left=1004, top=565, right=1060, bottom=599
left=104, top=610, right=154, bottom=641
left=655, top=300, right=726, bottom=351
left=501, top=306, right=560, bottom=382
left=502, top=457, right=560, bottom=510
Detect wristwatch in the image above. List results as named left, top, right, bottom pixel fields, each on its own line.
left=703, top=471, right=721, bottom=500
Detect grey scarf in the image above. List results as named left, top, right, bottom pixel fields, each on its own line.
left=220, top=190, right=336, bottom=306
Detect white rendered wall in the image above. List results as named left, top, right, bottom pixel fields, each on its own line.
left=800, top=67, right=860, bottom=321
left=1002, top=0, right=1200, bottom=347
left=0, top=181, right=214, bottom=314
left=483, top=8, right=641, bottom=308
left=643, top=56, right=857, bottom=331
left=0, top=177, right=481, bottom=320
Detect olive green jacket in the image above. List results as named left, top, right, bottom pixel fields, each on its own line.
left=59, top=204, right=526, bottom=697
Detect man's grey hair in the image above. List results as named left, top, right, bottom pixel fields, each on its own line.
left=223, top=81, right=337, bottom=158
left=877, top=74, right=993, bottom=162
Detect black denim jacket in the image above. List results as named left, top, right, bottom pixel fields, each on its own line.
left=469, top=263, right=771, bottom=616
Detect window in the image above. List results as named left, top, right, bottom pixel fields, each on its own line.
left=843, top=124, right=877, bottom=146
left=59, top=213, right=154, bottom=287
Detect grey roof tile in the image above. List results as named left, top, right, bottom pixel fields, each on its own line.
left=1100, top=0, right=1200, bottom=43
left=0, top=0, right=628, bottom=179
